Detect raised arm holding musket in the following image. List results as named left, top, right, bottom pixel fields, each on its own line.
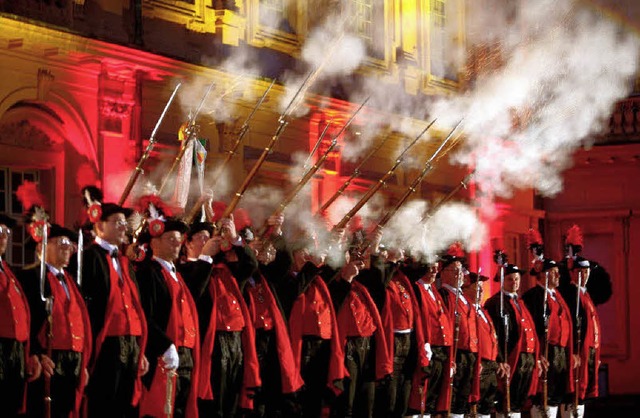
left=0, top=213, right=41, bottom=418
left=327, top=244, right=393, bottom=418
left=177, top=210, right=261, bottom=418
left=268, top=226, right=346, bottom=418
left=354, top=233, right=427, bottom=418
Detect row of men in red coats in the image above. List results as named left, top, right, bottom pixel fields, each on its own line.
left=0, top=197, right=601, bottom=418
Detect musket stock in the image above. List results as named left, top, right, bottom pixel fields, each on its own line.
left=118, top=83, right=182, bottom=206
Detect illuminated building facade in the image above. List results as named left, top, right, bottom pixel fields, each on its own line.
left=1, top=0, right=639, bottom=399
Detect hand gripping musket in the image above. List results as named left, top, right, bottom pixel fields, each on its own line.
left=447, top=272, right=463, bottom=418
left=219, top=70, right=319, bottom=222
left=158, top=82, right=215, bottom=195
left=353, top=121, right=462, bottom=256
left=39, top=223, right=53, bottom=418
left=318, top=133, right=390, bottom=214
left=208, top=79, right=276, bottom=190
left=76, top=228, right=83, bottom=288
left=118, top=83, right=182, bottom=206
left=495, top=250, right=511, bottom=418
left=331, top=119, right=437, bottom=231
left=573, top=271, right=583, bottom=418
left=421, top=170, right=475, bottom=222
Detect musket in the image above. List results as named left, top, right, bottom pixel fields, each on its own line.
left=422, top=170, right=475, bottom=221
left=76, top=228, right=83, bottom=288
left=219, top=69, right=318, bottom=221
left=331, top=119, right=437, bottom=231
left=447, top=272, right=463, bottom=418
left=541, top=271, right=550, bottom=418
left=302, top=118, right=333, bottom=173
left=469, top=267, right=483, bottom=418
left=258, top=122, right=334, bottom=238
left=39, top=223, right=53, bottom=418
left=353, top=121, right=462, bottom=256
left=318, top=133, right=390, bottom=214
left=495, top=250, right=511, bottom=418
left=158, top=81, right=215, bottom=195
left=259, top=98, right=369, bottom=238
left=208, top=79, right=276, bottom=188
left=118, top=83, right=182, bottom=206
left=573, top=271, right=583, bottom=418
left=164, top=368, right=176, bottom=418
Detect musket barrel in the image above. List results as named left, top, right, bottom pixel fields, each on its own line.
left=332, top=119, right=437, bottom=231
left=118, top=82, right=182, bottom=206
left=318, top=133, right=389, bottom=214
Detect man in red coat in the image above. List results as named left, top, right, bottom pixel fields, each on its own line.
left=522, top=258, right=574, bottom=418
left=19, top=223, right=92, bottom=418
left=329, top=256, right=393, bottom=417
left=0, top=213, right=41, bottom=418
left=484, top=263, right=539, bottom=418
left=72, top=197, right=149, bottom=418
left=408, top=259, right=453, bottom=418
left=438, top=251, right=479, bottom=418
left=463, top=272, right=506, bottom=418
left=137, top=217, right=202, bottom=418
left=559, top=256, right=601, bottom=418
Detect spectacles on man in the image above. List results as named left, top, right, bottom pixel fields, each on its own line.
left=0, top=226, right=12, bottom=237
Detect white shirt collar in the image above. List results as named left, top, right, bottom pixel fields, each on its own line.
left=47, top=264, right=63, bottom=277
left=95, top=236, right=119, bottom=253
left=502, top=289, right=518, bottom=299
left=154, top=256, right=176, bottom=275
left=443, top=283, right=469, bottom=305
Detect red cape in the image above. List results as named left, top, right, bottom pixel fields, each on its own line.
left=335, top=280, right=393, bottom=380
left=245, top=274, right=304, bottom=394
left=197, top=264, right=261, bottom=409
left=383, top=271, right=429, bottom=411
left=288, top=275, right=347, bottom=395
left=414, top=279, right=453, bottom=412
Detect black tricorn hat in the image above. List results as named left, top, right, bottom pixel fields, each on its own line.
left=0, top=213, right=17, bottom=229
left=439, top=242, right=466, bottom=269
left=571, top=256, right=591, bottom=270
left=99, top=203, right=134, bottom=221
left=48, top=223, right=79, bottom=243
left=530, top=257, right=558, bottom=276
left=186, top=221, right=214, bottom=241
left=468, top=272, right=489, bottom=284
left=493, top=263, right=527, bottom=282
